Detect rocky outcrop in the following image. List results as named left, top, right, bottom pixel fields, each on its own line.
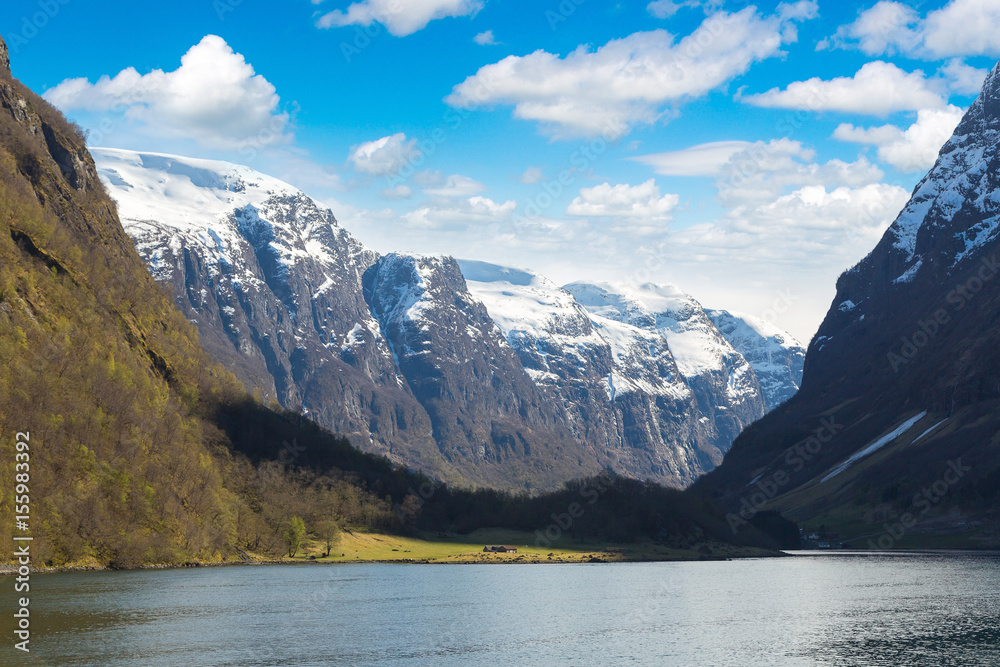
left=707, top=309, right=805, bottom=410
left=94, top=149, right=445, bottom=475
left=566, top=282, right=766, bottom=459
left=0, top=36, right=10, bottom=77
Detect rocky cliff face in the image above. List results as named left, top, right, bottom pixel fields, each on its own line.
left=93, top=148, right=445, bottom=474
left=364, top=255, right=601, bottom=487
left=0, top=37, right=10, bottom=78
left=95, top=148, right=803, bottom=490
left=566, top=282, right=767, bottom=463
left=461, top=261, right=724, bottom=485
left=698, top=60, right=1000, bottom=547
left=707, top=310, right=805, bottom=410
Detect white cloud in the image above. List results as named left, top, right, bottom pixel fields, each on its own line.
left=632, top=140, right=752, bottom=176
left=646, top=0, right=697, bottom=18
left=401, top=196, right=516, bottom=229
left=380, top=184, right=414, bottom=200
left=922, top=0, right=1000, bottom=57
left=423, top=174, right=487, bottom=197
left=938, top=59, right=989, bottom=96
left=661, top=182, right=910, bottom=339
left=825, top=0, right=1000, bottom=58
left=446, top=5, right=817, bottom=138
left=711, top=139, right=884, bottom=207
left=474, top=30, right=496, bottom=46
left=833, top=105, right=965, bottom=172
left=632, top=138, right=884, bottom=205
left=566, top=180, right=679, bottom=219
left=519, top=167, right=545, bottom=184
left=316, top=0, right=483, bottom=37
left=743, top=61, right=946, bottom=116
left=43, top=35, right=290, bottom=151
left=821, top=1, right=921, bottom=55
left=348, top=133, right=419, bottom=176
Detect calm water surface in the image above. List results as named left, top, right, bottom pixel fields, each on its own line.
left=3, top=552, right=999, bottom=666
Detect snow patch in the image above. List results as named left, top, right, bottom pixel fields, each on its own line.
left=822, top=411, right=928, bottom=482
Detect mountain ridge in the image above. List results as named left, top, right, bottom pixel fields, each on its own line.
left=95, top=147, right=805, bottom=491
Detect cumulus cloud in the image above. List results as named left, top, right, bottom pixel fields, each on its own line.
left=566, top=180, right=679, bottom=219
left=446, top=5, right=817, bottom=138
left=474, top=30, right=496, bottom=46
left=423, top=174, right=487, bottom=197
left=401, top=196, right=516, bottom=229
left=709, top=139, right=884, bottom=207
left=348, top=133, right=419, bottom=176
left=833, top=105, right=965, bottom=172
left=43, top=35, right=290, bottom=151
left=316, top=0, right=483, bottom=37
left=662, top=182, right=910, bottom=338
left=824, top=0, right=1000, bottom=59
left=937, top=59, right=989, bottom=96
left=819, top=1, right=921, bottom=55
left=743, top=61, right=946, bottom=116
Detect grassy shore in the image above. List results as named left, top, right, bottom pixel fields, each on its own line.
left=285, top=528, right=780, bottom=564
left=0, top=528, right=781, bottom=574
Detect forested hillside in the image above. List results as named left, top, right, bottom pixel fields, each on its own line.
left=0, top=44, right=395, bottom=568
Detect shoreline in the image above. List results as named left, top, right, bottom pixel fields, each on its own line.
left=0, top=549, right=782, bottom=576
left=7, top=547, right=997, bottom=576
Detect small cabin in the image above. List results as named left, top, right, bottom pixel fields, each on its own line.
left=483, top=545, right=517, bottom=553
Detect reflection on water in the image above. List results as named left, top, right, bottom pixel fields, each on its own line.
left=2, top=552, right=999, bottom=666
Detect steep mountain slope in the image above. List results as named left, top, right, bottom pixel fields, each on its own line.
left=460, top=261, right=724, bottom=486
left=93, top=148, right=455, bottom=475
left=95, top=150, right=801, bottom=490
left=566, top=282, right=767, bottom=457
left=706, top=309, right=805, bottom=410
left=697, top=60, right=1000, bottom=548
left=365, top=254, right=603, bottom=487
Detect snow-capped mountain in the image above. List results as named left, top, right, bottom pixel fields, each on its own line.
left=461, top=261, right=723, bottom=485
left=94, top=147, right=444, bottom=473
left=95, top=147, right=802, bottom=490
left=698, top=59, right=1000, bottom=546
left=565, top=282, right=767, bottom=454
left=706, top=309, right=805, bottom=410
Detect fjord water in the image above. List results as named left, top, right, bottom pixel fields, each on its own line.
left=5, top=554, right=999, bottom=666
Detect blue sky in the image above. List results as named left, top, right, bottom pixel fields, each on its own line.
left=3, top=0, right=999, bottom=340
